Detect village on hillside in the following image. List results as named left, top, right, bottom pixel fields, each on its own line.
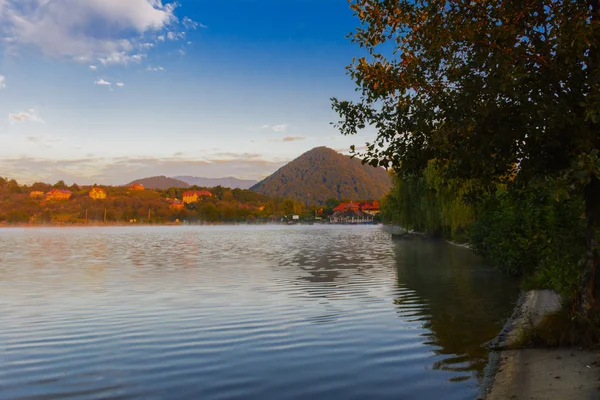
left=0, top=178, right=381, bottom=225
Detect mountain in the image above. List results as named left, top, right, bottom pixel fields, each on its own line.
left=126, top=176, right=190, bottom=190
left=250, top=147, right=392, bottom=205
left=174, top=176, right=258, bottom=189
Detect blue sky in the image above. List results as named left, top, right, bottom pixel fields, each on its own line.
left=0, top=0, right=372, bottom=185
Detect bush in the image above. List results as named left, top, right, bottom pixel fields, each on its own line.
left=470, top=186, right=585, bottom=296
left=6, top=209, right=30, bottom=223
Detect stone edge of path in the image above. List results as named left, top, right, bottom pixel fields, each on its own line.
left=478, top=290, right=600, bottom=400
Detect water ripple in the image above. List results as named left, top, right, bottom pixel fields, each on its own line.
left=0, top=225, right=519, bottom=400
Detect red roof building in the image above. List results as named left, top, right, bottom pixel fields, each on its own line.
left=45, top=189, right=72, bottom=201
left=360, top=200, right=380, bottom=215
left=126, top=183, right=145, bottom=191
left=182, top=190, right=213, bottom=204
left=333, top=200, right=380, bottom=215
left=333, top=202, right=360, bottom=212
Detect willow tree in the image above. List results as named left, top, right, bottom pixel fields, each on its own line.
left=332, top=1, right=600, bottom=313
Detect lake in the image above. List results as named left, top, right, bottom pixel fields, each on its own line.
left=0, top=225, right=519, bottom=399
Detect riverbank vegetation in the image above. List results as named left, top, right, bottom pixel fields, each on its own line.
left=380, top=171, right=586, bottom=297
left=333, top=0, right=600, bottom=339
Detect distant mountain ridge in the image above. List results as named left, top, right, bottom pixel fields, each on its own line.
left=126, top=176, right=190, bottom=190
left=174, top=176, right=258, bottom=190
left=250, top=146, right=392, bottom=205
left=125, top=176, right=259, bottom=190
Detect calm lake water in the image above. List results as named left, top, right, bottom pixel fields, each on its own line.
left=0, top=225, right=519, bottom=400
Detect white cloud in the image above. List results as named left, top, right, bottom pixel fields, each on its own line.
left=182, top=17, right=200, bottom=30
left=167, top=31, right=185, bottom=41
left=178, top=49, right=186, bottom=56
left=95, top=78, right=111, bottom=86
left=0, top=154, right=289, bottom=185
left=98, top=52, right=144, bottom=66
left=259, top=124, right=289, bottom=132
left=0, top=75, right=5, bottom=89
left=0, top=0, right=194, bottom=66
left=157, top=35, right=165, bottom=41
left=146, top=66, right=165, bottom=71
left=9, top=109, right=43, bottom=123
left=116, top=82, right=124, bottom=87
left=89, top=65, right=97, bottom=70
left=273, top=124, right=288, bottom=132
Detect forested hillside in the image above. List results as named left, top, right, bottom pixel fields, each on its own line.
left=250, top=147, right=391, bottom=205
left=175, top=176, right=258, bottom=189
left=126, top=176, right=190, bottom=190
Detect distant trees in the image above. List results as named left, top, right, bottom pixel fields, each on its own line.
left=30, top=182, right=51, bottom=192
left=53, top=180, right=67, bottom=189
left=7, top=179, right=21, bottom=194
left=0, top=178, right=308, bottom=225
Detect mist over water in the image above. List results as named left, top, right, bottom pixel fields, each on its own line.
left=0, top=225, right=519, bottom=399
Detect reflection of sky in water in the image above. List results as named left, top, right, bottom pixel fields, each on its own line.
left=0, top=226, right=519, bottom=400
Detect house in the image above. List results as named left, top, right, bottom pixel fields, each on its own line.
left=333, top=200, right=380, bottom=215
left=359, top=200, right=380, bottom=215
left=89, top=187, right=107, bottom=200
left=182, top=190, right=212, bottom=204
left=29, top=191, right=45, bottom=199
left=45, top=189, right=72, bottom=201
left=328, top=200, right=380, bottom=223
left=333, top=202, right=360, bottom=212
left=126, top=183, right=145, bottom=191
left=170, top=199, right=184, bottom=210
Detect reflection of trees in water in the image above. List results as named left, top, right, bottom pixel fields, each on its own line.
left=272, top=229, right=396, bottom=325
left=392, top=239, right=520, bottom=376
left=280, top=230, right=393, bottom=285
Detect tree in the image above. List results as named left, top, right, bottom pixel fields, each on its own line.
left=53, top=180, right=67, bottom=189
left=7, top=179, right=21, bottom=194
left=332, top=1, right=600, bottom=313
left=325, top=198, right=341, bottom=209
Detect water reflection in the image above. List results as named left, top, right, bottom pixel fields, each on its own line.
left=392, top=238, right=520, bottom=376
left=0, top=226, right=519, bottom=400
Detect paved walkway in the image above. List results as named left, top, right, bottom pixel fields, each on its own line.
left=486, top=348, right=598, bottom=400
left=485, top=290, right=599, bottom=399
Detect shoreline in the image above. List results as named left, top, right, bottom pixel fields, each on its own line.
left=482, top=290, right=599, bottom=399
left=384, top=225, right=599, bottom=398
left=0, top=221, right=374, bottom=229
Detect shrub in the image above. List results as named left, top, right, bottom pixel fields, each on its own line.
left=470, top=186, right=585, bottom=296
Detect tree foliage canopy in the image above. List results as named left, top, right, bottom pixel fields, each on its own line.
left=333, top=0, right=600, bottom=185
left=334, top=0, right=600, bottom=313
